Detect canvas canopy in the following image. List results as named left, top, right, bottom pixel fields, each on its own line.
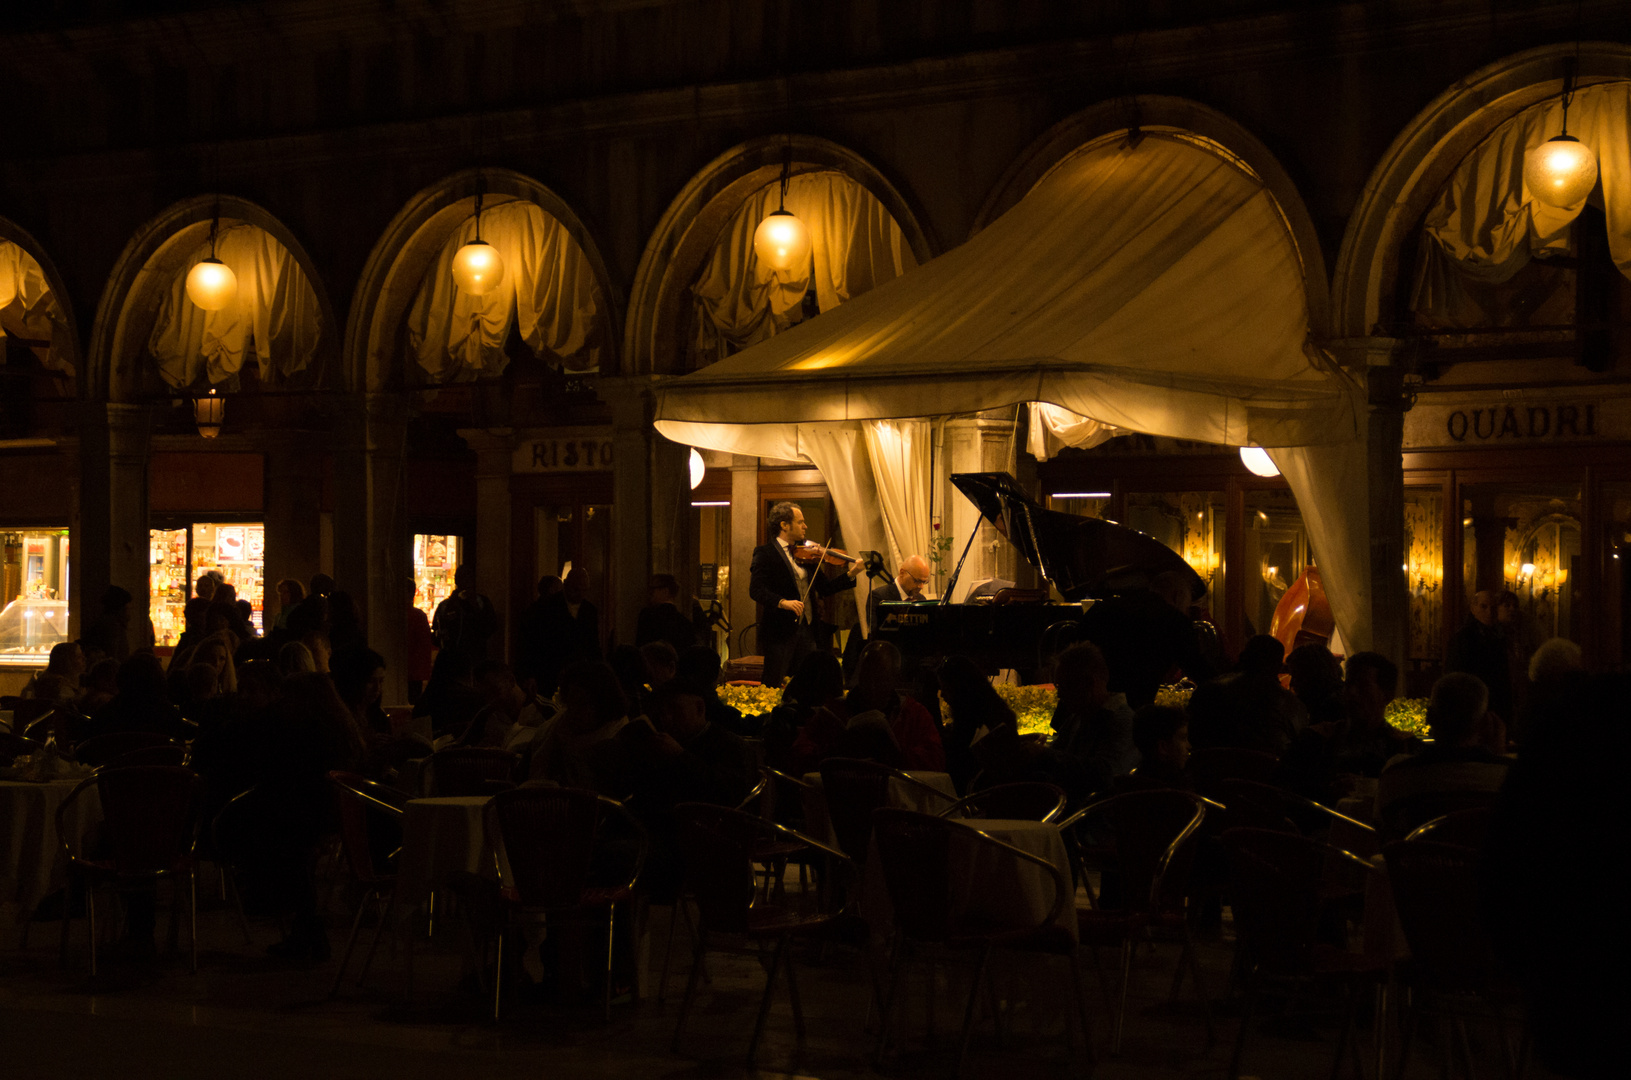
left=655, top=131, right=1371, bottom=647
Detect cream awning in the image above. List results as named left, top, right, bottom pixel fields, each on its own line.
left=654, top=131, right=1372, bottom=649
left=655, top=131, right=1357, bottom=450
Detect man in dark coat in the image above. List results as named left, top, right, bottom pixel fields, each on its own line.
left=1446, top=589, right=1514, bottom=722
left=533, top=567, right=602, bottom=697
left=748, top=501, right=861, bottom=687
left=865, top=554, right=931, bottom=638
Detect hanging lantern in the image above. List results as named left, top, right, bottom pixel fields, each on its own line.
left=1525, top=59, right=1599, bottom=209
left=452, top=176, right=505, bottom=296
left=689, top=448, right=706, bottom=489
left=1525, top=135, right=1598, bottom=208
left=186, top=204, right=237, bottom=311
left=1239, top=446, right=1280, bottom=477
left=185, top=258, right=238, bottom=311
left=194, top=389, right=225, bottom=439
left=752, top=145, right=811, bottom=272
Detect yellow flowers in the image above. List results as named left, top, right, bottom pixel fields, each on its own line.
left=1153, top=684, right=1195, bottom=711
left=1385, top=697, right=1430, bottom=739
left=995, top=683, right=1056, bottom=736
left=719, top=683, right=783, bottom=717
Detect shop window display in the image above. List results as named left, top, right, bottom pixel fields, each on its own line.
left=413, top=535, right=463, bottom=618
left=1404, top=490, right=1445, bottom=662
left=0, top=529, right=70, bottom=664
left=148, top=523, right=266, bottom=642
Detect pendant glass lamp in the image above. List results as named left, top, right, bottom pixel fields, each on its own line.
left=452, top=179, right=506, bottom=295
left=753, top=148, right=812, bottom=272
left=689, top=448, right=706, bottom=489
left=1525, top=62, right=1598, bottom=209
left=1239, top=446, right=1280, bottom=477
left=185, top=206, right=238, bottom=311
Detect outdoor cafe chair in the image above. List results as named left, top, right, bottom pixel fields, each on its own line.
left=1221, top=827, right=1389, bottom=1080
left=1384, top=838, right=1527, bottom=1079
left=870, top=807, right=1094, bottom=1079
left=1057, top=788, right=1212, bottom=1054
left=325, top=771, right=405, bottom=997
left=1185, top=746, right=1280, bottom=799
left=818, top=756, right=958, bottom=864
left=56, top=764, right=203, bottom=975
left=671, top=802, right=855, bottom=1067
left=485, top=786, right=647, bottom=1022
left=937, top=781, right=1067, bottom=823
left=73, top=731, right=174, bottom=767
left=1405, top=806, right=1494, bottom=849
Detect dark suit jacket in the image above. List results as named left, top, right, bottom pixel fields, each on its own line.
left=867, top=578, right=905, bottom=636
left=749, top=541, right=856, bottom=646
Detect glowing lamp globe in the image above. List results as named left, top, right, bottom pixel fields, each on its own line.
left=185, top=258, right=238, bottom=311
left=689, top=448, right=705, bottom=489
left=1524, top=135, right=1598, bottom=208
left=451, top=240, right=506, bottom=295
left=1239, top=446, right=1280, bottom=477
left=752, top=209, right=811, bottom=272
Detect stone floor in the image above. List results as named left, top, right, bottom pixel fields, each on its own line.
left=0, top=876, right=1546, bottom=1080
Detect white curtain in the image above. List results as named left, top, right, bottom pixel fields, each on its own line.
left=148, top=225, right=322, bottom=388
left=1413, top=80, right=1631, bottom=312
left=1026, top=402, right=1122, bottom=459
left=863, top=419, right=934, bottom=574
left=405, top=200, right=606, bottom=380
left=690, top=171, right=916, bottom=363
left=0, top=240, right=73, bottom=376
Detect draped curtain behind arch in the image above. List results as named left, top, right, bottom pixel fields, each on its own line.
left=1413, top=81, right=1631, bottom=313
left=0, top=240, right=74, bottom=376
left=405, top=200, right=606, bottom=381
left=148, top=224, right=322, bottom=388
left=689, top=170, right=917, bottom=365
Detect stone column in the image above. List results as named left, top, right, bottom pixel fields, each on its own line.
left=602, top=377, right=655, bottom=648
left=264, top=432, right=324, bottom=618
left=461, top=429, right=514, bottom=661
left=938, top=413, right=1017, bottom=600
left=1335, top=337, right=1408, bottom=669
left=729, top=455, right=760, bottom=657
left=76, top=402, right=151, bottom=641
left=332, top=393, right=410, bottom=702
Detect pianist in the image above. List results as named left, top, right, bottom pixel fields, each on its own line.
left=749, top=500, right=862, bottom=687
left=866, top=554, right=931, bottom=635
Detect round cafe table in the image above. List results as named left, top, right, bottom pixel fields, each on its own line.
left=800, top=770, right=959, bottom=849
left=0, top=777, right=103, bottom=917
left=862, top=817, right=1077, bottom=945
left=395, top=796, right=496, bottom=905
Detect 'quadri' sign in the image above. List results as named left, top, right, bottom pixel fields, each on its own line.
left=1403, top=398, right=1628, bottom=449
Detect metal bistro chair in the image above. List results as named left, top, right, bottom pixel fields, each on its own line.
left=671, top=802, right=854, bottom=1067
left=1218, top=778, right=1381, bottom=859
left=102, top=743, right=189, bottom=770
left=0, top=730, right=40, bottom=765
left=938, top=781, right=1067, bottom=824
left=1186, top=747, right=1281, bottom=800
left=1405, top=806, right=1495, bottom=849
left=1221, top=827, right=1389, bottom=1080
left=1384, top=838, right=1527, bottom=1080
left=326, top=772, right=406, bottom=997
left=424, top=746, right=519, bottom=797
left=818, top=757, right=958, bottom=865
left=1058, top=788, right=1213, bottom=1054
left=871, top=808, right=1094, bottom=1079
left=485, top=786, right=648, bottom=1022
left=56, top=765, right=204, bottom=975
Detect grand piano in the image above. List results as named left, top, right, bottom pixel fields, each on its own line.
left=873, top=472, right=1206, bottom=673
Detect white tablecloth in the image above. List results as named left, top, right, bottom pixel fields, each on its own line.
left=800, top=770, right=959, bottom=849
left=395, top=796, right=494, bottom=904
left=864, top=817, right=1077, bottom=945
left=0, top=778, right=103, bottom=914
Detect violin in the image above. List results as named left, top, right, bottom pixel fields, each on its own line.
left=790, top=543, right=862, bottom=568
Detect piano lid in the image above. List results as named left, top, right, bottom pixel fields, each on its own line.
left=950, top=472, right=1207, bottom=602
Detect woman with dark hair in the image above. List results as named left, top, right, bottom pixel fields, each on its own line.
left=937, top=655, right=1017, bottom=793
left=330, top=644, right=389, bottom=736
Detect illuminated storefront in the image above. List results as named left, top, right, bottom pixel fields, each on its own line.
left=148, top=522, right=266, bottom=646
left=0, top=529, right=70, bottom=665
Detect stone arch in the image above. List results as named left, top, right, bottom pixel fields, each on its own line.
left=624, top=135, right=936, bottom=376
left=0, top=215, right=82, bottom=388
left=345, top=168, right=623, bottom=392
left=86, top=195, right=338, bottom=403
left=1332, top=42, right=1631, bottom=339
left=975, top=95, right=1331, bottom=339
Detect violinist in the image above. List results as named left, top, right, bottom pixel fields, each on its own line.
left=749, top=500, right=862, bottom=688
